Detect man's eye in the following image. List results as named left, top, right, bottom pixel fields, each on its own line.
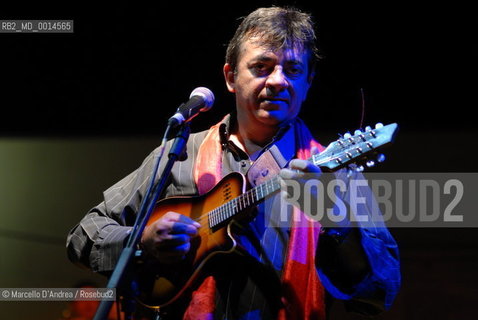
left=287, top=66, right=303, bottom=75
left=255, top=64, right=266, bottom=71
left=252, top=64, right=270, bottom=75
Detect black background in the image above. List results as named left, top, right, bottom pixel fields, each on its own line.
left=1, top=1, right=475, bottom=137
left=1, top=2, right=477, bottom=319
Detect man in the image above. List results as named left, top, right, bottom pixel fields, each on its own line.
left=67, top=7, right=400, bottom=319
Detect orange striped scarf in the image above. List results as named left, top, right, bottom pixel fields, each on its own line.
left=183, top=116, right=326, bottom=320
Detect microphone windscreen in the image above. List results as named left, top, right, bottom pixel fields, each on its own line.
left=190, top=87, right=215, bottom=111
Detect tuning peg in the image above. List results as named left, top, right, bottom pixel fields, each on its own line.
left=375, top=123, right=384, bottom=129
left=355, top=165, right=365, bottom=172
left=354, top=129, right=362, bottom=135
left=343, top=132, right=352, bottom=139
left=377, top=153, right=386, bottom=163
left=366, top=160, right=375, bottom=167
left=365, top=126, right=372, bottom=132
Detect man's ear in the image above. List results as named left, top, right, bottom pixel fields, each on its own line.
left=223, top=63, right=236, bottom=93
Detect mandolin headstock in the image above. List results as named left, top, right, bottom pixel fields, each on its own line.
left=313, top=123, right=399, bottom=172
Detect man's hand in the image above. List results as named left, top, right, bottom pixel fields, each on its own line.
left=140, top=212, right=201, bottom=264
left=280, top=146, right=321, bottom=192
left=279, top=147, right=323, bottom=217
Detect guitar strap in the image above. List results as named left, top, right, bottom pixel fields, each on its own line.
left=186, top=115, right=326, bottom=320
left=247, top=147, right=282, bottom=187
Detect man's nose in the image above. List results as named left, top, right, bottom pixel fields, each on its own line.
left=265, top=66, right=288, bottom=94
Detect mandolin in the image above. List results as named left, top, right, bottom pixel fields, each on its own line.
left=135, top=123, right=398, bottom=310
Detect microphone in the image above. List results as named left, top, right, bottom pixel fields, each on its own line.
left=168, top=87, right=215, bottom=127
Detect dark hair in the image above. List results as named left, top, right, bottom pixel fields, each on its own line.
left=225, top=6, right=320, bottom=73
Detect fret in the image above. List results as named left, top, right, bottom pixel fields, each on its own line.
left=233, top=199, right=238, bottom=215
left=228, top=200, right=233, bottom=218
left=216, top=205, right=228, bottom=224
left=236, top=195, right=241, bottom=212
left=238, top=192, right=242, bottom=208
left=218, top=208, right=222, bottom=225
left=219, top=206, right=225, bottom=223
left=224, top=202, right=230, bottom=222
left=267, top=179, right=272, bottom=195
left=273, top=177, right=280, bottom=192
left=228, top=200, right=233, bottom=216
left=237, top=194, right=243, bottom=211
left=265, top=180, right=270, bottom=195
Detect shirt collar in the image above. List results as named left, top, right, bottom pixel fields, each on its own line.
left=218, top=113, right=297, bottom=164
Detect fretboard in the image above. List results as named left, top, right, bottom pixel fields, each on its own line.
left=207, top=153, right=324, bottom=229
left=207, top=175, right=281, bottom=229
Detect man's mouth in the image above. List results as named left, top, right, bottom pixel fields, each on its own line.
left=259, top=97, right=289, bottom=104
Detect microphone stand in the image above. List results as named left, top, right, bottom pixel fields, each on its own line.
left=93, top=123, right=191, bottom=320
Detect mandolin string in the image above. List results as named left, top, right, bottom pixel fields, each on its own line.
left=191, top=186, right=260, bottom=225
left=190, top=181, right=265, bottom=226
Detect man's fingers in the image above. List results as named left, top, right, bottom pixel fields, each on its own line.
left=288, top=159, right=321, bottom=173
left=142, top=212, right=201, bottom=262
left=176, top=213, right=201, bottom=228
left=169, top=222, right=199, bottom=236
left=280, top=168, right=294, bottom=180
left=164, top=211, right=201, bottom=228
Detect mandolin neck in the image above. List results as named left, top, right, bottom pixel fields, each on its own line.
left=208, top=175, right=282, bottom=229
left=207, top=151, right=326, bottom=229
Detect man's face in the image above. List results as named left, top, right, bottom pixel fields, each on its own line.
left=224, top=38, right=313, bottom=128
